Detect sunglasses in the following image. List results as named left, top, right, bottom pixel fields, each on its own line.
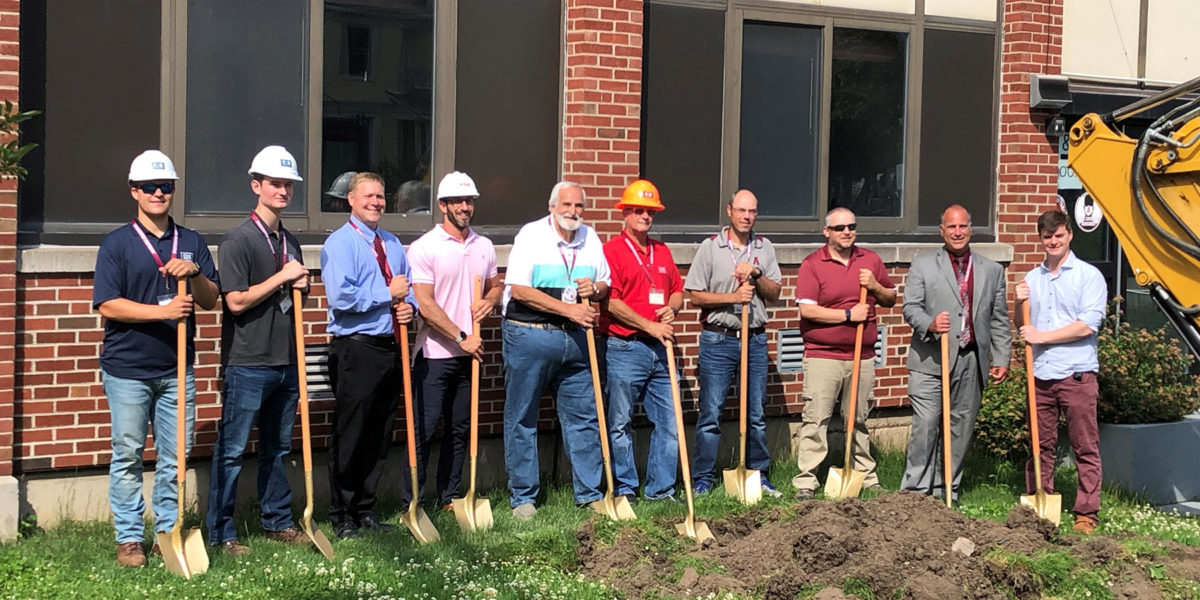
left=630, top=207, right=657, bottom=216
left=827, top=223, right=857, bottom=232
left=136, top=182, right=175, bottom=194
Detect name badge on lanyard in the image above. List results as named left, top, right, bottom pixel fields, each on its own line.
left=558, top=242, right=579, bottom=303
left=623, top=233, right=664, bottom=306
left=250, top=212, right=293, bottom=313
left=132, top=220, right=178, bottom=305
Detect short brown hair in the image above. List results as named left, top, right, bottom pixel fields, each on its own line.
left=349, top=172, right=384, bottom=195
left=1036, top=209, right=1071, bottom=235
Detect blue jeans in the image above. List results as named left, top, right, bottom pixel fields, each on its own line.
left=103, top=369, right=195, bottom=544
left=692, top=329, right=771, bottom=485
left=605, top=336, right=678, bottom=499
left=205, top=365, right=298, bottom=545
left=502, top=320, right=604, bottom=508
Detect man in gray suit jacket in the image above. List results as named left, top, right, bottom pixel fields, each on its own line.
left=901, top=204, right=1011, bottom=503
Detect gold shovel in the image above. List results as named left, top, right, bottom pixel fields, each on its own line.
left=1018, top=300, right=1062, bottom=525
left=291, top=289, right=335, bottom=558
left=397, top=322, right=440, bottom=543
left=452, top=276, right=494, bottom=532
left=824, top=287, right=869, bottom=500
left=723, top=304, right=762, bottom=505
left=583, top=298, right=637, bottom=521
left=665, top=340, right=714, bottom=543
left=158, top=279, right=209, bottom=578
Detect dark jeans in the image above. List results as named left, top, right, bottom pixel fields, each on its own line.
left=327, top=335, right=400, bottom=527
left=205, top=365, right=298, bottom=545
left=401, top=353, right=471, bottom=506
left=1025, top=372, right=1102, bottom=518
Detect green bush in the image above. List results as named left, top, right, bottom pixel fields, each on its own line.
left=1097, top=308, right=1200, bottom=424
left=975, top=358, right=1032, bottom=464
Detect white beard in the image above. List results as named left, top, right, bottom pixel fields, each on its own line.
left=555, top=213, right=583, bottom=232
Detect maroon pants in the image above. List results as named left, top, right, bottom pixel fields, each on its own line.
left=1023, top=372, right=1101, bottom=518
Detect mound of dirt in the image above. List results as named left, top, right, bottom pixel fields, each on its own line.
left=576, top=491, right=1198, bottom=599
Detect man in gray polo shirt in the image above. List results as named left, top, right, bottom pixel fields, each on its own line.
left=683, top=189, right=782, bottom=496
left=206, top=146, right=311, bottom=555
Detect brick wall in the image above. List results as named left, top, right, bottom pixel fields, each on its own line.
left=0, top=0, right=19, bottom=478
left=996, top=0, right=1065, bottom=280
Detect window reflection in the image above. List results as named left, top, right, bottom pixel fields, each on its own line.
left=322, top=2, right=433, bottom=214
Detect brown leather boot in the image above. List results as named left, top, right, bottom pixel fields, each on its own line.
left=116, top=541, right=147, bottom=568
left=1073, top=514, right=1098, bottom=535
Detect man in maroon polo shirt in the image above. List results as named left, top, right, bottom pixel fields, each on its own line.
left=790, top=207, right=896, bottom=499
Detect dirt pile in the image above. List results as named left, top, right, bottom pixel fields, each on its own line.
left=576, top=491, right=1200, bottom=599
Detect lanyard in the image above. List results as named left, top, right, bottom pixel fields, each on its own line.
left=725, top=228, right=752, bottom=271
left=347, top=218, right=393, bottom=282
left=131, top=220, right=178, bottom=289
left=249, top=212, right=284, bottom=271
left=621, top=231, right=656, bottom=286
left=953, top=252, right=973, bottom=298
left=347, top=218, right=384, bottom=260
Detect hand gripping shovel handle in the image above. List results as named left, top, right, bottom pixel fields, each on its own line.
left=1023, top=301, right=1045, bottom=493
left=840, top=287, right=869, bottom=476
left=940, top=332, right=952, bottom=508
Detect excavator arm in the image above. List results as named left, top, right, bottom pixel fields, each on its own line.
left=1067, top=75, right=1200, bottom=360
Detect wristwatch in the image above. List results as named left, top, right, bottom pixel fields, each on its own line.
left=844, top=309, right=852, bottom=323
left=457, top=331, right=468, bottom=343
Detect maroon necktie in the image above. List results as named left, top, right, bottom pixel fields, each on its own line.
left=952, top=254, right=973, bottom=346
left=373, top=234, right=393, bottom=284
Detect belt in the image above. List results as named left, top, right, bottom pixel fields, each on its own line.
left=702, top=323, right=765, bottom=337
left=338, top=333, right=396, bottom=350
left=505, top=319, right=581, bottom=332
left=608, top=332, right=655, bottom=343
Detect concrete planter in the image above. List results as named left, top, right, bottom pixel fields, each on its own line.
left=1099, top=415, right=1200, bottom=505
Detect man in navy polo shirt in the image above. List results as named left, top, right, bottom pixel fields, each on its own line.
left=94, top=150, right=219, bottom=568
left=205, top=146, right=310, bottom=556
left=791, top=207, right=895, bottom=500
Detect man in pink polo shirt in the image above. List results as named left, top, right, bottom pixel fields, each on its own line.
left=601, top=180, right=685, bottom=503
left=791, top=207, right=896, bottom=500
left=405, top=171, right=502, bottom=510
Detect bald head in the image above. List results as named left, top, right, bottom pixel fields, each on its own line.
left=727, top=189, right=759, bottom=235
left=825, top=206, right=855, bottom=227
left=940, top=204, right=971, bottom=227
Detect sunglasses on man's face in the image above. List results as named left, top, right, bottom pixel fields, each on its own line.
left=136, top=182, right=175, bottom=194
left=630, top=207, right=657, bottom=216
left=827, top=223, right=857, bottom=232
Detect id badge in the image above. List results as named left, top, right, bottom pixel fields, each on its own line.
left=157, top=294, right=174, bottom=306
left=279, top=289, right=293, bottom=314
left=561, top=286, right=578, bottom=303
left=648, top=287, right=665, bottom=305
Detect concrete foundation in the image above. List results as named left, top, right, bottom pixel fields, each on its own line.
left=0, top=475, right=17, bottom=542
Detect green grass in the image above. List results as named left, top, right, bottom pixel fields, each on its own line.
left=5, top=448, right=1200, bottom=599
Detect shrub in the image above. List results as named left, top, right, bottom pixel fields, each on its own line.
left=975, top=359, right=1032, bottom=464
left=1097, top=307, right=1200, bottom=424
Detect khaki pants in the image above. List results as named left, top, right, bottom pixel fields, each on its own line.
left=791, top=356, right=878, bottom=492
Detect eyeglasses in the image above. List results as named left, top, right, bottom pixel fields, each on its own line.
left=827, top=223, right=857, bottom=232
left=630, top=207, right=657, bottom=216
left=136, top=182, right=175, bottom=194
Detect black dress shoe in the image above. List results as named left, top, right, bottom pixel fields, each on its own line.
left=359, top=514, right=397, bottom=533
left=333, top=521, right=360, bottom=539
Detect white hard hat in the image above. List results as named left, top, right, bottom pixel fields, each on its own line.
left=325, top=171, right=356, bottom=199
left=436, top=171, right=479, bottom=201
left=128, top=150, right=179, bottom=182
left=248, top=145, right=303, bottom=181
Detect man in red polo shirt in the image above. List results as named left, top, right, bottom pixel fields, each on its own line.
left=602, top=180, right=685, bottom=503
left=790, top=207, right=896, bottom=499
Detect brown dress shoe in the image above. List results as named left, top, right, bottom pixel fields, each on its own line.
left=116, top=541, right=147, bottom=568
left=1073, top=514, right=1098, bottom=535
left=221, top=539, right=252, bottom=557
left=264, top=526, right=310, bottom=545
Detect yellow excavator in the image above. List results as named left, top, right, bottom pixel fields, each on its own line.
left=1067, top=74, right=1200, bottom=360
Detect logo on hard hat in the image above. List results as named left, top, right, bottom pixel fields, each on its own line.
left=281, top=159, right=293, bottom=168
left=152, top=162, right=165, bottom=170
left=641, top=191, right=653, bottom=198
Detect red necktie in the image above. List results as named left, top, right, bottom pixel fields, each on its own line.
left=373, top=234, right=393, bottom=284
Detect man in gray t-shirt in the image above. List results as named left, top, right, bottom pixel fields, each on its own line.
left=683, top=189, right=782, bottom=497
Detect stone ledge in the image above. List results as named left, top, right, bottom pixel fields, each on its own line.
left=18, top=242, right=1014, bottom=274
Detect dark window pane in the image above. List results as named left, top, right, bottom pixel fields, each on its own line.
left=739, top=22, right=822, bottom=218
left=641, top=3, right=724, bottom=225
left=456, top=0, right=560, bottom=226
left=21, top=0, right=161, bottom=231
left=828, top=29, right=907, bottom=218
left=323, top=3, right=433, bottom=214
left=918, top=29, right=995, bottom=227
left=186, top=0, right=308, bottom=214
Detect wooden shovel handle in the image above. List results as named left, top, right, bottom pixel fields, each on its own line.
left=841, top=286, right=869, bottom=468
left=940, top=332, right=952, bottom=507
left=1022, top=300, right=1044, bottom=492
left=176, top=279, right=187, bottom=488
left=470, top=276, right=482, bottom=458
left=583, top=299, right=613, bottom=462
left=738, top=303, right=749, bottom=466
left=292, top=288, right=314, bottom=473
left=397, top=321, right=418, bottom=468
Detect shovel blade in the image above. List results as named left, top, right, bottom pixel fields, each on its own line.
left=723, top=466, right=762, bottom=506
left=591, top=494, right=638, bottom=521
left=402, top=506, right=441, bottom=544
left=823, top=466, right=866, bottom=500
left=157, top=529, right=192, bottom=579
left=300, top=518, right=335, bottom=559
left=452, top=496, right=495, bottom=532
left=676, top=519, right=715, bottom=544
left=182, top=527, right=209, bottom=576
left=1019, top=492, right=1063, bottom=526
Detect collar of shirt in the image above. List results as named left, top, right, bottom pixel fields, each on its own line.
left=548, top=216, right=587, bottom=249
left=433, top=223, right=479, bottom=245
left=714, top=226, right=757, bottom=249
left=818, top=244, right=862, bottom=264
left=1037, top=251, right=1079, bottom=275
left=348, top=214, right=379, bottom=241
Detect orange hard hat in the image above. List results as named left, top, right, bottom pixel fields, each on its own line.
left=617, top=179, right=665, bottom=211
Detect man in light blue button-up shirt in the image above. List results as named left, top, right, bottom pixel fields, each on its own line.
left=1016, top=210, right=1107, bottom=534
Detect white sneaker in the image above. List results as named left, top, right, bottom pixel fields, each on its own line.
left=513, top=503, right=537, bottom=521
